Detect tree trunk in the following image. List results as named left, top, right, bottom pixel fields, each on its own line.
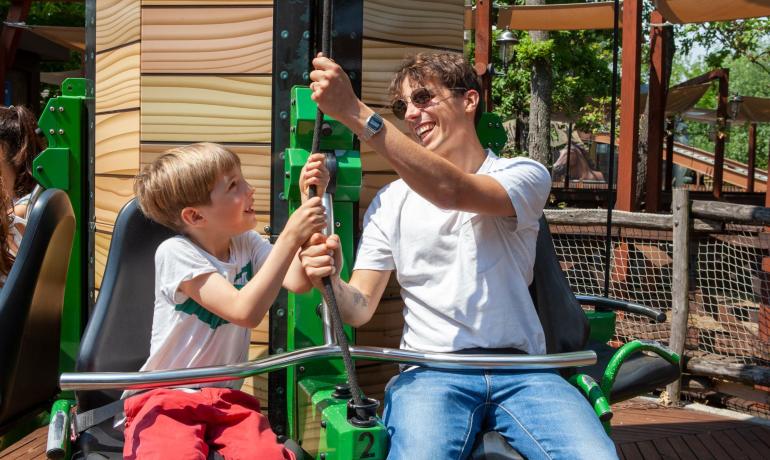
left=635, top=27, right=676, bottom=208
left=527, top=0, right=552, bottom=167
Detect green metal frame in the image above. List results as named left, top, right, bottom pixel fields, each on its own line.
left=284, top=85, right=388, bottom=459
left=34, top=78, right=93, bottom=376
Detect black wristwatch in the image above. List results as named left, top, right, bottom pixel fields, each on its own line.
left=360, top=112, right=384, bottom=141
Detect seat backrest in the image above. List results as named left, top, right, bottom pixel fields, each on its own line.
left=529, top=216, right=589, bottom=354
left=75, top=199, right=176, bottom=411
left=0, top=189, right=75, bottom=431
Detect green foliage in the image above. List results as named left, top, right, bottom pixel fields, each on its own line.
left=0, top=1, right=84, bottom=26
left=677, top=19, right=770, bottom=76
left=675, top=53, right=770, bottom=170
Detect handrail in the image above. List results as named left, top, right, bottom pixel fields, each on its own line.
left=61, top=345, right=597, bottom=391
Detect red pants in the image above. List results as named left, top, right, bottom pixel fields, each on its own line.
left=123, top=387, right=294, bottom=460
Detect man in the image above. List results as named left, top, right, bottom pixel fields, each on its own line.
left=300, top=52, right=617, bottom=460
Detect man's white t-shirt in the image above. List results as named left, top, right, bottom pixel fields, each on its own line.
left=354, top=152, right=551, bottom=355
left=139, top=231, right=272, bottom=387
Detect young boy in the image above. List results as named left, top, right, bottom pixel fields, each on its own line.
left=127, top=143, right=328, bottom=459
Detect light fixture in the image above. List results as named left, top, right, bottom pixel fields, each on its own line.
left=729, top=94, right=743, bottom=121
left=496, top=26, right=518, bottom=73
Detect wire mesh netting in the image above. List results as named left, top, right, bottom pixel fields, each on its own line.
left=691, top=224, right=770, bottom=366
left=550, top=224, right=674, bottom=346
left=550, top=221, right=770, bottom=367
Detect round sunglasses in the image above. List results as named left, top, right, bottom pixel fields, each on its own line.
left=391, top=87, right=467, bottom=120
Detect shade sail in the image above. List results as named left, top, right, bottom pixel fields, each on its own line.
left=26, top=26, right=84, bottom=51
left=665, top=83, right=711, bottom=116
left=654, top=0, right=770, bottom=24
left=465, top=0, right=770, bottom=31
left=465, top=2, right=621, bottom=31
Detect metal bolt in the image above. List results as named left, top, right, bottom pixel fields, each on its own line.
left=36, top=166, right=43, bottom=172
left=320, top=420, right=327, bottom=429
left=49, top=129, right=55, bottom=135
left=276, top=308, right=285, bottom=317
left=58, top=106, right=64, bottom=112
left=275, top=347, right=285, bottom=354
left=49, top=106, right=55, bottom=112
left=320, top=453, right=326, bottom=460
left=303, top=31, right=310, bottom=40
left=264, top=225, right=271, bottom=234
left=279, top=152, right=285, bottom=160
left=290, top=126, right=296, bottom=134
left=335, top=221, right=341, bottom=228
left=350, top=32, right=357, bottom=39
left=58, top=129, right=65, bottom=135
left=281, top=30, right=289, bottom=39
left=280, top=111, right=288, bottom=120
left=488, top=122, right=494, bottom=128
left=280, top=71, right=289, bottom=80
left=285, top=172, right=290, bottom=178
left=276, top=386, right=284, bottom=395
left=302, top=72, right=309, bottom=81
left=299, top=366, right=305, bottom=373
left=278, top=192, right=286, bottom=201
left=348, top=71, right=357, bottom=80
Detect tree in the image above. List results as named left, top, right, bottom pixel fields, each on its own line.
left=526, top=0, right=553, bottom=166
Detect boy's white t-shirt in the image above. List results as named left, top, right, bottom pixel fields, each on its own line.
left=138, top=231, right=272, bottom=388
left=354, top=152, right=551, bottom=355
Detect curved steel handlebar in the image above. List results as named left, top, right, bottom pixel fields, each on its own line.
left=575, top=294, right=667, bottom=323
left=60, top=345, right=597, bottom=391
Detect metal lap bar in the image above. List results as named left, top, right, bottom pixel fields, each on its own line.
left=61, top=346, right=596, bottom=391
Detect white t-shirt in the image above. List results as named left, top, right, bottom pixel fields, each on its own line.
left=354, top=152, right=551, bottom=355
left=139, top=231, right=273, bottom=387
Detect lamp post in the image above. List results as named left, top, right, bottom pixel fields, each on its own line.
left=496, top=26, right=518, bottom=73
left=729, top=94, right=743, bottom=121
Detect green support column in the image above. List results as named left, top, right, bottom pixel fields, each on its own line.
left=34, top=78, right=93, bottom=375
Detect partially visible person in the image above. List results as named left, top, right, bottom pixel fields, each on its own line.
left=0, top=179, right=15, bottom=286
left=0, top=105, right=45, bottom=254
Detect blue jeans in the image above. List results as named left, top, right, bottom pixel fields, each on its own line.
left=382, top=368, right=618, bottom=460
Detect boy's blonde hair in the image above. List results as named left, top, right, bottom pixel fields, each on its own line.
left=134, top=142, right=240, bottom=232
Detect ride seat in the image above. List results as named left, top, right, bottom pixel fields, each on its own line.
left=0, top=189, right=75, bottom=434
left=72, top=199, right=175, bottom=459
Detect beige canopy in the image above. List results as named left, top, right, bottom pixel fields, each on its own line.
left=465, top=0, right=770, bottom=30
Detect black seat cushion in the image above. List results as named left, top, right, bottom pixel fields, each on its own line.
left=582, top=341, right=681, bottom=403
left=75, top=199, right=176, bottom=412
left=470, top=431, right=525, bottom=460
left=0, top=189, right=75, bottom=433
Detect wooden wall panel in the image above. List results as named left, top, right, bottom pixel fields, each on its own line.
left=95, top=43, right=140, bottom=113
left=97, top=0, right=141, bottom=52
left=95, top=176, right=135, bottom=228
left=141, top=7, right=272, bottom=74
left=242, top=344, right=269, bottom=406
left=96, top=111, right=140, bottom=175
left=364, top=0, right=464, bottom=50
left=141, top=76, right=272, bottom=143
left=95, top=231, right=112, bottom=290
left=143, top=0, right=271, bottom=4
left=362, top=40, right=446, bottom=106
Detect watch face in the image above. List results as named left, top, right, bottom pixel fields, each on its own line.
left=368, top=113, right=384, bottom=132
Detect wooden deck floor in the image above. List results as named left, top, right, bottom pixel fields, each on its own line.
left=2, top=399, right=769, bottom=459
left=611, top=399, right=770, bottom=460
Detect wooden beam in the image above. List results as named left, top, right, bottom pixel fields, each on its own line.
left=474, top=0, right=493, bottom=111
left=616, top=0, right=642, bottom=211
left=713, top=69, right=729, bottom=199
left=665, top=118, right=674, bottom=193
left=645, top=10, right=667, bottom=212
left=666, top=188, right=690, bottom=404
left=687, top=358, right=770, bottom=387
left=747, top=123, right=757, bottom=193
